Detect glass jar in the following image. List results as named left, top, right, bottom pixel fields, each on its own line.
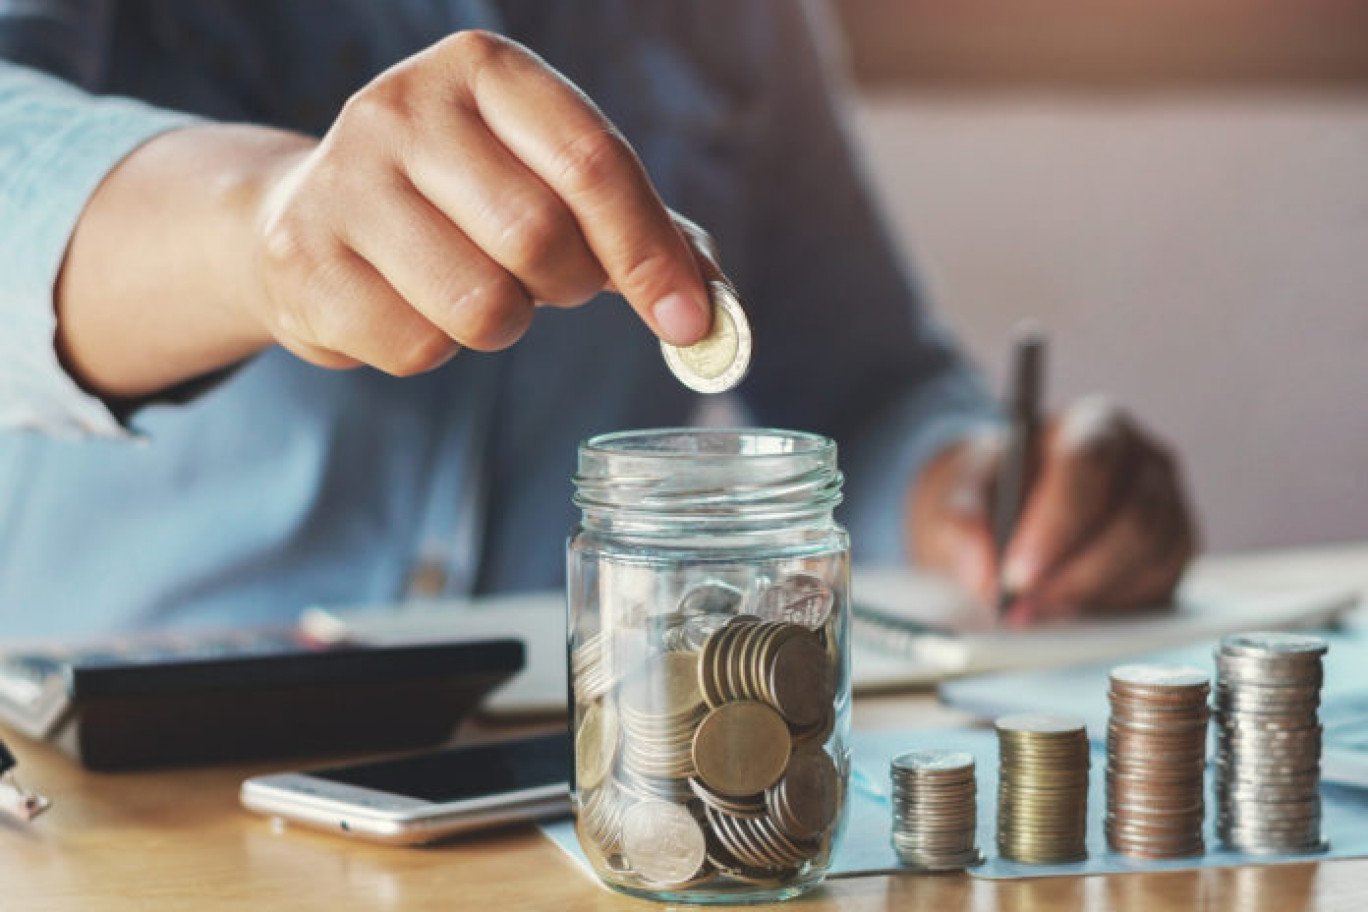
left=567, top=428, right=851, bottom=904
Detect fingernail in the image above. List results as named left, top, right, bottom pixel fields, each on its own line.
left=1002, top=556, right=1034, bottom=593
left=652, top=292, right=709, bottom=346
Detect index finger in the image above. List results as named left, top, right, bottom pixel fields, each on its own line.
left=450, top=33, right=712, bottom=345
left=1001, top=401, right=1137, bottom=594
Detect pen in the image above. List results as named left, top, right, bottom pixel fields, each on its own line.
left=991, top=325, right=1046, bottom=613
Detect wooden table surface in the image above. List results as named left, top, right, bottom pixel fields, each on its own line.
left=6, top=542, right=1367, bottom=912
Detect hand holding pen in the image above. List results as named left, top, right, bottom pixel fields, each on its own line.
left=907, top=324, right=1199, bottom=624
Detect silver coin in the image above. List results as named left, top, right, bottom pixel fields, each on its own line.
left=890, top=746, right=980, bottom=870
left=620, top=800, right=708, bottom=886
left=677, top=581, right=745, bottom=617
left=1211, top=631, right=1328, bottom=852
left=1217, top=632, right=1328, bottom=659
left=659, top=280, right=752, bottom=395
left=892, top=750, right=976, bottom=776
left=756, top=573, right=835, bottom=629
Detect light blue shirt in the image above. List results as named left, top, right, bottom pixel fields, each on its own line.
left=0, top=0, right=996, bottom=636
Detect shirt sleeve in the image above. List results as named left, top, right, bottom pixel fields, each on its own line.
left=0, top=58, right=200, bottom=438
left=732, top=0, right=1000, bottom=564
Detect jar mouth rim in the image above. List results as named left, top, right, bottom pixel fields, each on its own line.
left=581, top=427, right=833, bottom=461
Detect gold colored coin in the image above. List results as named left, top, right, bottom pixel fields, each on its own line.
left=692, top=701, right=792, bottom=797
left=575, top=701, right=618, bottom=790
left=674, top=291, right=738, bottom=379
left=660, top=281, right=752, bottom=394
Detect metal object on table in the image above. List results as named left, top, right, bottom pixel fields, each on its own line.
left=1213, top=632, right=1328, bottom=854
left=890, top=749, right=982, bottom=871
left=995, top=713, right=1090, bottom=864
left=1105, top=664, right=1210, bottom=858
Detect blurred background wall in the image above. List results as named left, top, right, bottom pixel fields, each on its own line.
left=832, top=0, right=1368, bottom=551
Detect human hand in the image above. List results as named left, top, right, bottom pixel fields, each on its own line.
left=243, top=30, right=713, bottom=375
left=908, top=396, right=1198, bottom=624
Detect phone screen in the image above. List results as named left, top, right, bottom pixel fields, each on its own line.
left=312, top=732, right=570, bottom=804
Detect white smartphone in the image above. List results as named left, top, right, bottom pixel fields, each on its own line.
left=240, top=732, right=571, bottom=845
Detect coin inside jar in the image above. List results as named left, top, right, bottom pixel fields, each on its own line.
left=757, top=573, right=835, bottom=630
left=660, top=280, right=752, bottom=395
left=575, top=700, right=619, bottom=790
left=767, top=749, right=839, bottom=840
left=678, top=581, right=746, bottom=616
left=620, top=650, right=705, bottom=721
left=620, top=799, right=708, bottom=886
left=692, top=700, right=791, bottom=796
left=767, top=630, right=832, bottom=727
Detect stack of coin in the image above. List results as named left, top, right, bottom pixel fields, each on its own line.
left=571, top=631, right=612, bottom=703
left=618, top=651, right=706, bottom=782
left=1105, top=664, right=1210, bottom=858
left=889, top=750, right=981, bottom=871
left=572, top=573, right=845, bottom=891
left=578, top=779, right=626, bottom=858
left=698, top=617, right=833, bottom=727
left=1213, top=632, right=1328, bottom=854
left=996, top=714, right=1090, bottom=864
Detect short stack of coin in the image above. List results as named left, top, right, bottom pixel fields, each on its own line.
left=571, top=572, right=844, bottom=892
left=996, top=714, right=1090, bottom=864
left=1213, top=632, right=1328, bottom=854
left=571, top=630, right=612, bottom=703
left=1105, top=664, right=1210, bottom=858
left=889, top=750, right=981, bottom=871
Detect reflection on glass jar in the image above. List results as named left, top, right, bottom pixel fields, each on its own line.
left=567, top=428, right=852, bottom=904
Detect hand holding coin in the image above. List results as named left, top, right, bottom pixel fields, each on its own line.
left=659, top=214, right=753, bottom=395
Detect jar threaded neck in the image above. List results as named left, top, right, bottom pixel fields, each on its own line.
left=573, top=428, right=844, bottom=535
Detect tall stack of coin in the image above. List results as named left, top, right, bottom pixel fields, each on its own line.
left=1213, top=632, right=1328, bottom=854
left=996, top=714, right=1090, bottom=863
left=571, top=571, right=844, bottom=893
left=889, top=750, right=981, bottom=871
left=1105, top=664, right=1210, bottom=858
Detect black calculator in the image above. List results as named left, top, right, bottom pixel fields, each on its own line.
left=0, top=629, right=522, bottom=771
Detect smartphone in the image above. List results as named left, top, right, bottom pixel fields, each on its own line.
left=240, top=731, right=571, bottom=844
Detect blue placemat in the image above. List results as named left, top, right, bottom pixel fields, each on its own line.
left=541, top=726, right=1368, bottom=883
